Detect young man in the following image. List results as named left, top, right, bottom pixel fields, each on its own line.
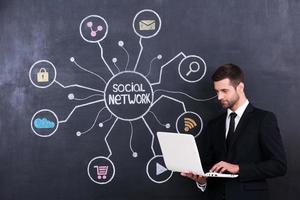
left=181, top=64, right=287, bottom=200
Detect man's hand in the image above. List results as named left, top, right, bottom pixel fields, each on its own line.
left=181, top=172, right=207, bottom=184
left=210, top=161, right=239, bottom=174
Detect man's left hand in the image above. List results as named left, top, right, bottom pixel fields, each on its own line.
left=210, top=161, right=239, bottom=174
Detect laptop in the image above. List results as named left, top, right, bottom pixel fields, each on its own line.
left=157, top=131, right=238, bottom=178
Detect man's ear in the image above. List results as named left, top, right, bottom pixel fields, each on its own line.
left=237, top=82, right=244, bottom=93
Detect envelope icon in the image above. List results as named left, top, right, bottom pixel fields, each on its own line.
left=139, top=20, right=156, bottom=31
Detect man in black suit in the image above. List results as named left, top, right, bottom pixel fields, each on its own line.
left=181, top=64, right=287, bottom=200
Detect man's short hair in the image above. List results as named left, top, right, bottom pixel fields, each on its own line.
left=212, top=63, right=244, bottom=87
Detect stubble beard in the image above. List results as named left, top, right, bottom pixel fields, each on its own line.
left=220, top=94, right=239, bottom=110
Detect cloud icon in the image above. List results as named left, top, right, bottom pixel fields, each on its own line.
left=34, top=118, right=55, bottom=129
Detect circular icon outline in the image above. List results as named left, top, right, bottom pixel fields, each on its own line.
left=178, top=55, right=207, bottom=83
left=146, top=155, right=173, bottom=184
left=87, top=156, right=115, bottom=185
left=29, top=60, right=57, bottom=88
left=132, top=9, right=162, bottom=39
left=79, top=15, right=108, bottom=43
left=31, top=109, right=59, bottom=137
left=176, top=111, right=203, bottom=138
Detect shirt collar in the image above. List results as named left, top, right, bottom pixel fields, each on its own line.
left=227, top=99, right=249, bottom=118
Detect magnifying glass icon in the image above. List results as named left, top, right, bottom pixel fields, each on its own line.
left=186, top=61, right=200, bottom=76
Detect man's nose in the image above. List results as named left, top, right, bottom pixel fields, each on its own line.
left=217, top=93, right=223, bottom=101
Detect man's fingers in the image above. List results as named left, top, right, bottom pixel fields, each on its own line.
left=181, top=172, right=207, bottom=185
left=210, top=163, right=218, bottom=172
left=181, top=171, right=193, bottom=177
left=181, top=172, right=187, bottom=176
left=190, top=173, right=198, bottom=180
left=210, top=161, right=240, bottom=174
left=181, top=172, right=204, bottom=181
left=181, top=172, right=196, bottom=179
left=211, top=162, right=229, bottom=173
left=211, top=164, right=222, bottom=172
left=214, top=166, right=221, bottom=173
left=220, top=167, right=227, bottom=173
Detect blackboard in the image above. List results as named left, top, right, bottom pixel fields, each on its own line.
left=1, top=0, right=299, bottom=199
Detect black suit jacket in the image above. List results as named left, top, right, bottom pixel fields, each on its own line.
left=199, top=104, right=287, bottom=200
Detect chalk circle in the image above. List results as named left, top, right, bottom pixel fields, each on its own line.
left=146, top=155, right=173, bottom=184
left=178, top=55, right=207, bottom=83
left=29, top=60, right=57, bottom=88
left=176, top=111, right=203, bottom=138
left=31, top=109, right=59, bottom=137
left=104, top=71, right=153, bottom=121
left=132, top=9, right=161, bottom=39
left=80, top=15, right=108, bottom=43
left=87, top=156, right=115, bottom=184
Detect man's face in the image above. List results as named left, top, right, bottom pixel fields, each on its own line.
left=214, top=78, right=239, bottom=109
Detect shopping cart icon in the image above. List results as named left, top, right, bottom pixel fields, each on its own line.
left=94, top=165, right=109, bottom=180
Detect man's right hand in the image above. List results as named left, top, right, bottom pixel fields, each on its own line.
left=181, top=172, right=207, bottom=184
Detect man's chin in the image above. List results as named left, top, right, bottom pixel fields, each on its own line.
left=221, top=103, right=229, bottom=109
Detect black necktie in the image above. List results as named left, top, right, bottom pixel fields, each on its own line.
left=226, top=112, right=237, bottom=150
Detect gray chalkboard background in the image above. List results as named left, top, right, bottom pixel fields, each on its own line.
left=0, top=0, right=299, bottom=199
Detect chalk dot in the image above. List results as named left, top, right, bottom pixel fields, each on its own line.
left=68, top=93, right=74, bottom=100
left=91, top=31, right=96, bottom=37
left=165, top=123, right=171, bottom=129
left=157, top=54, right=162, bottom=59
left=97, top=25, right=103, bottom=31
left=112, top=58, right=117, bottom=63
left=70, top=57, right=75, bottom=62
left=99, top=123, right=103, bottom=127
left=133, top=152, right=138, bottom=158
left=76, top=131, right=81, bottom=136
left=87, top=21, right=93, bottom=28
left=118, top=41, right=124, bottom=47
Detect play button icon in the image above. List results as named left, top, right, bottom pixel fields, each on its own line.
left=156, top=162, right=168, bottom=175
left=146, top=155, right=173, bottom=183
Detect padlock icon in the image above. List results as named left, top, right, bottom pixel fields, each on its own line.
left=37, top=68, right=49, bottom=82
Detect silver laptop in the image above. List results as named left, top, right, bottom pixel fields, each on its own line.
left=157, top=131, right=238, bottom=178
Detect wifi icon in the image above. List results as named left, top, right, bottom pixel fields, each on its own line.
left=184, top=118, right=197, bottom=132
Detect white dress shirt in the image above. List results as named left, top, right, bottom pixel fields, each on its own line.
left=225, top=99, right=249, bottom=138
